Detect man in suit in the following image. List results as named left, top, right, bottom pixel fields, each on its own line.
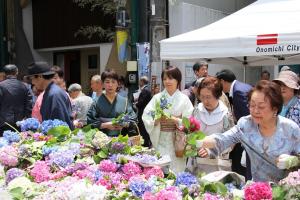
left=185, top=61, right=208, bottom=89
left=0, top=64, right=32, bottom=135
left=216, top=69, right=252, bottom=180
left=135, top=76, right=152, bottom=147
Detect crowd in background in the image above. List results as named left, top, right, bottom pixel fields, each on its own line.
left=0, top=61, right=299, bottom=182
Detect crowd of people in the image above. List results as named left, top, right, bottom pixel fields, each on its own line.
left=0, top=61, right=299, bottom=183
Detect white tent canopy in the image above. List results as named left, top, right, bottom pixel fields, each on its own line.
left=160, top=0, right=300, bottom=66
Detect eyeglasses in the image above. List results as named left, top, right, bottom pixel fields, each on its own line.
left=248, top=103, right=267, bottom=111
left=199, top=95, right=215, bottom=101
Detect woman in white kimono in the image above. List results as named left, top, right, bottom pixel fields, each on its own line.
left=142, top=66, right=194, bottom=173
left=188, top=76, right=234, bottom=174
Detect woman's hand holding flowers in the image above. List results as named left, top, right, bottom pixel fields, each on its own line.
left=101, top=122, right=122, bottom=131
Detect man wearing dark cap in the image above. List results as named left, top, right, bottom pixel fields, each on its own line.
left=0, top=64, right=32, bottom=135
left=27, top=62, right=74, bottom=129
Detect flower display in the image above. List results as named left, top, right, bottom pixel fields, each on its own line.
left=42, top=145, right=59, bottom=156
left=143, top=166, right=164, bottom=179
left=0, top=138, right=8, bottom=148
left=0, top=146, right=18, bottom=167
left=129, top=180, right=151, bottom=197
left=112, top=113, right=132, bottom=127
left=244, top=182, right=272, bottom=200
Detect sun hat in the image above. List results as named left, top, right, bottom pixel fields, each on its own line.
left=27, top=62, right=55, bottom=76
left=280, top=65, right=291, bottom=72
left=273, top=70, right=300, bottom=90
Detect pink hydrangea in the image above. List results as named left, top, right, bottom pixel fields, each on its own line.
left=203, top=193, right=220, bottom=200
left=143, top=191, right=156, bottom=200
left=97, top=178, right=112, bottom=190
left=143, top=166, right=164, bottom=179
left=155, top=186, right=182, bottom=200
left=244, top=182, right=272, bottom=200
left=30, top=161, right=51, bottom=183
left=279, top=169, right=300, bottom=186
left=99, top=159, right=118, bottom=173
left=73, top=168, right=94, bottom=180
left=0, top=145, right=18, bottom=167
left=122, top=162, right=142, bottom=180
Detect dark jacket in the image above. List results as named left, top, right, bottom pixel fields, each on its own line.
left=40, top=82, right=74, bottom=129
left=232, top=80, right=252, bottom=121
left=0, top=77, right=32, bottom=129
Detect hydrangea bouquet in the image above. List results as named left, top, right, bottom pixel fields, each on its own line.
left=149, top=94, right=172, bottom=120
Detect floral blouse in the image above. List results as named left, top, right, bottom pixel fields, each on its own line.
left=211, top=115, right=300, bottom=182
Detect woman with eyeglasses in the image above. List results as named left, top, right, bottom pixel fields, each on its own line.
left=187, top=76, right=234, bottom=175
left=197, top=80, right=300, bottom=182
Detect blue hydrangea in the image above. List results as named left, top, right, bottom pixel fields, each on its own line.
left=3, top=131, right=20, bottom=143
left=41, top=119, right=68, bottom=134
left=129, top=181, right=151, bottom=197
left=42, top=146, right=59, bottom=156
left=175, top=172, right=198, bottom=186
left=94, top=170, right=102, bottom=182
left=49, top=150, right=75, bottom=168
left=18, top=118, right=40, bottom=132
left=0, top=138, right=9, bottom=148
left=18, top=144, right=32, bottom=157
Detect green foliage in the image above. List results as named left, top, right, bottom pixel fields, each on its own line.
left=47, top=126, right=71, bottom=142
left=272, top=186, right=287, bottom=200
left=9, top=187, right=24, bottom=200
left=202, top=181, right=228, bottom=196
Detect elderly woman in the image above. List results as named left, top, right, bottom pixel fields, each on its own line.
left=198, top=80, right=300, bottom=182
left=87, top=69, right=136, bottom=137
left=142, top=66, right=194, bottom=173
left=187, top=77, right=234, bottom=174
left=273, top=70, right=300, bottom=127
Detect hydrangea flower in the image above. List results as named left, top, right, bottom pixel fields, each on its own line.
left=175, top=172, right=198, bottom=186
left=64, top=162, right=89, bottom=175
left=18, top=118, right=40, bottom=132
left=30, top=161, right=51, bottom=183
left=3, top=130, right=20, bottom=143
left=111, top=142, right=125, bottom=152
left=0, top=146, right=18, bottom=167
left=18, top=144, right=32, bottom=157
left=280, top=169, right=300, bottom=186
left=132, top=154, right=158, bottom=164
left=42, top=146, right=59, bottom=156
left=203, top=193, right=222, bottom=200
left=122, top=162, right=142, bottom=180
left=129, top=180, right=151, bottom=197
left=244, top=182, right=272, bottom=200
left=143, top=166, right=164, bottom=179
left=68, top=143, right=81, bottom=155
left=41, top=119, right=68, bottom=134
left=155, top=186, right=182, bottom=200
left=6, top=168, right=25, bottom=183
left=49, top=150, right=75, bottom=168
left=0, top=138, right=8, bottom=148
left=99, top=160, right=118, bottom=173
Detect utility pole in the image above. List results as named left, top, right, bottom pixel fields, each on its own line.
left=149, top=0, right=168, bottom=90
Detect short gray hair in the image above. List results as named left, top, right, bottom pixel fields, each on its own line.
left=91, top=75, right=101, bottom=82
left=68, top=83, right=82, bottom=92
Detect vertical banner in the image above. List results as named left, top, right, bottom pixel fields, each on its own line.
left=116, top=30, right=128, bottom=63
left=136, top=42, right=150, bottom=79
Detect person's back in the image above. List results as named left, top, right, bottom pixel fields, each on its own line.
left=73, top=94, right=93, bottom=125
left=0, top=65, right=32, bottom=134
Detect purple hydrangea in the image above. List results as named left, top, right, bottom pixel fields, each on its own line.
left=42, top=146, right=59, bottom=156
left=49, top=150, right=75, bottom=168
left=111, top=142, right=125, bottom=152
left=68, top=143, right=81, bottom=155
left=64, top=162, right=89, bottom=174
left=175, top=172, right=198, bottom=187
left=18, top=144, right=32, bottom=157
left=6, top=168, right=25, bottom=183
left=132, top=154, right=158, bottom=164
left=3, top=131, right=20, bottom=144
left=94, top=170, right=103, bottom=182
left=18, top=118, right=40, bottom=132
left=41, top=119, right=68, bottom=134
